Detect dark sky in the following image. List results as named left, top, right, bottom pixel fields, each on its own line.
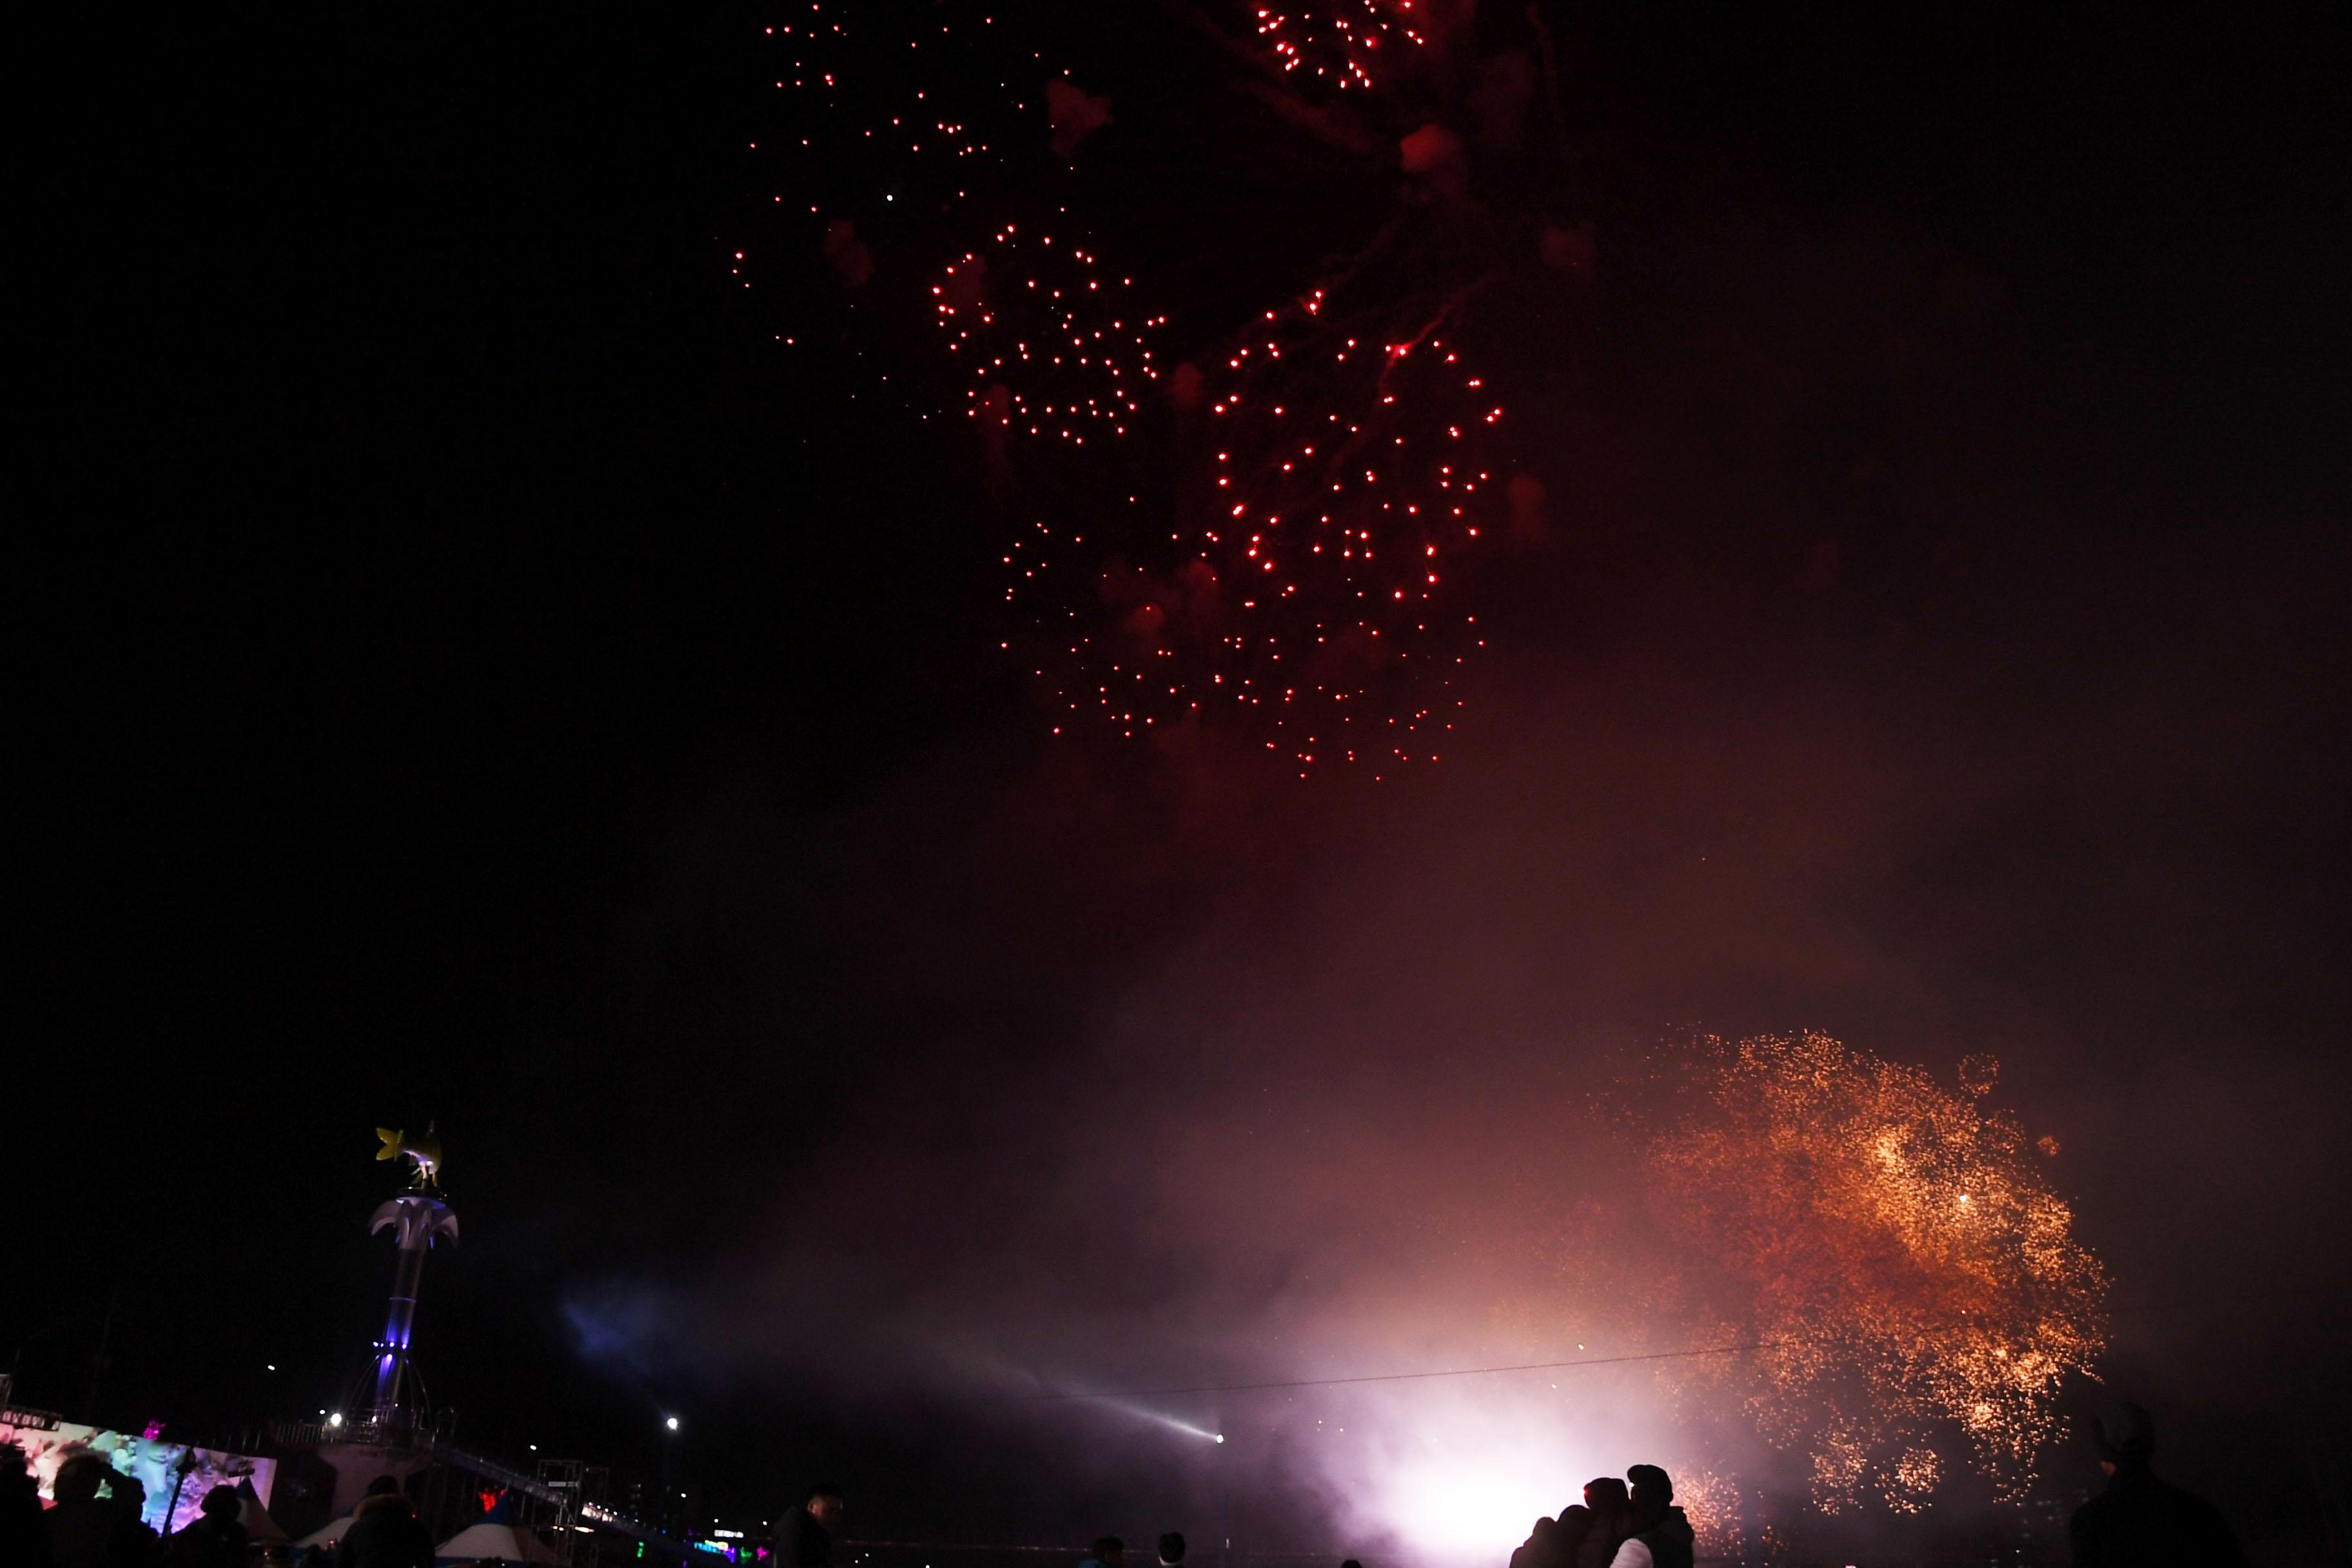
left=20, top=1, right=2351, bottom=1562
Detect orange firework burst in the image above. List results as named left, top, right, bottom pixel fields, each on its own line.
left=1672, top=1470, right=1749, bottom=1556
left=1642, top=1032, right=2108, bottom=1511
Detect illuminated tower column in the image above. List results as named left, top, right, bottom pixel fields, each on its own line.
left=368, top=1187, right=458, bottom=1423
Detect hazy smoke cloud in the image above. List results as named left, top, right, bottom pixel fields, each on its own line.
left=558, top=207, right=2349, bottom=1563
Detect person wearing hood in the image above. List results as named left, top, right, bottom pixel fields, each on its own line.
left=161, top=1487, right=248, bottom=1568
left=336, top=1476, right=433, bottom=1568
left=1604, top=1466, right=1692, bottom=1568
left=2068, top=1402, right=2246, bottom=1568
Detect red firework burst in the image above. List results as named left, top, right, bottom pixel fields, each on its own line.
left=1001, top=291, right=1504, bottom=777
left=1252, top=0, right=1429, bottom=92
left=934, top=224, right=1167, bottom=448
left=762, top=0, right=1013, bottom=199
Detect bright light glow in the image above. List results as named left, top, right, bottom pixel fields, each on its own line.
left=1300, top=1371, right=1668, bottom=1566
left=665, top=1416, right=681, bottom=1431
left=1072, top=1393, right=1222, bottom=1442
left=1377, top=1446, right=1580, bottom=1560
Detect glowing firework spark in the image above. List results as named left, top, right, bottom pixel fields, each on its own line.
left=1252, top=1, right=1429, bottom=91
left=738, top=1, right=1527, bottom=779
left=761, top=0, right=1014, bottom=203
left=935, top=225, right=1166, bottom=446
left=997, top=291, right=1502, bottom=776
left=735, top=0, right=1052, bottom=310
left=1672, top=1471, right=1749, bottom=1557
left=1636, top=1032, right=2108, bottom=1511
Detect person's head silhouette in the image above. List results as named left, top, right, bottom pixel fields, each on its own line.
left=54, top=1456, right=109, bottom=1506
left=2091, top=1401, right=2155, bottom=1475
left=1625, top=1466, right=1674, bottom=1531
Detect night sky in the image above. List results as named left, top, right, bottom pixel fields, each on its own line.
left=20, top=1, right=2351, bottom=1563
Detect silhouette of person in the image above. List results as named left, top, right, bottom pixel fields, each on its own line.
left=779, top=1484, right=844, bottom=1568
left=1604, top=1467, right=1691, bottom=1568
left=1573, top=1478, right=1628, bottom=1568
left=1079, top=1536, right=1126, bottom=1568
left=337, top=1475, right=433, bottom=1568
left=1510, top=1515, right=1563, bottom=1568
left=108, top=1473, right=161, bottom=1568
left=1, top=1440, right=52, bottom=1568
left=1554, top=1504, right=1592, bottom=1568
left=1159, top=1533, right=1186, bottom=1568
left=2068, top=1402, right=2248, bottom=1568
left=161, top=1486, right=248, bottom=1568
left=46, top=1454, right=120, bottom=1568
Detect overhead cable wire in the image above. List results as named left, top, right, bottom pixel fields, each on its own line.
left=1010, top=1283, right=2344, bottom=1406
left=1018, top=1340, right=1785, bottom=1401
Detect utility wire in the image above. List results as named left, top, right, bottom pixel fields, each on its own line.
left=1021, top=1340, right=1784, bottom=1402
left=1014, top=1283, right=2346, bottom=1406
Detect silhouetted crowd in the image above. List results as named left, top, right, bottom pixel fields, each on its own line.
left=8, top=1400, right=2248, bottom=1568
left=1493, top=1406, right=2246, bottom=1568
left=2068, top=1402, right=2246, bottom=1568
left=1, top=1449, right=438, bottom=1568
left=1507, top=1465, right=1694, bottom=1568
left=1, top=1451, right=242, bottom=1568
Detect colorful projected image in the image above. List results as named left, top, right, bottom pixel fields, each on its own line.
left=5, top=1418, right=276, bottom=1535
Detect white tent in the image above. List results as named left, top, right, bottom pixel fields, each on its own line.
left=238, top=1493, right=290, bottom=1544
left=435, top=1522, right=562, bottom=1565
left=296, top=1516, right=356, bottom=1549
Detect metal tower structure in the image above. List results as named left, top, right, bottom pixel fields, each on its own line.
left=366, top=1125, right=458, bottom=1428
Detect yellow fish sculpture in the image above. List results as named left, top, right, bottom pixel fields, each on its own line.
left=375, top=1124, right=444, bottom=1188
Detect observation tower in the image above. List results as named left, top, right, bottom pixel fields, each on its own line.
left=362, top=1124, right=458, bottom=1430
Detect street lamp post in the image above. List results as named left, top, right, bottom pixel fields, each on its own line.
left=1217, top=1429, right=1230, bottom=1568
left=660, top=1415, right=683, bottom=1535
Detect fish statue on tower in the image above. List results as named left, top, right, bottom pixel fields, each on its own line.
left=375, top=1124, right=444, bottom=1188
left=366, top=1122, right=458, bottom=1428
